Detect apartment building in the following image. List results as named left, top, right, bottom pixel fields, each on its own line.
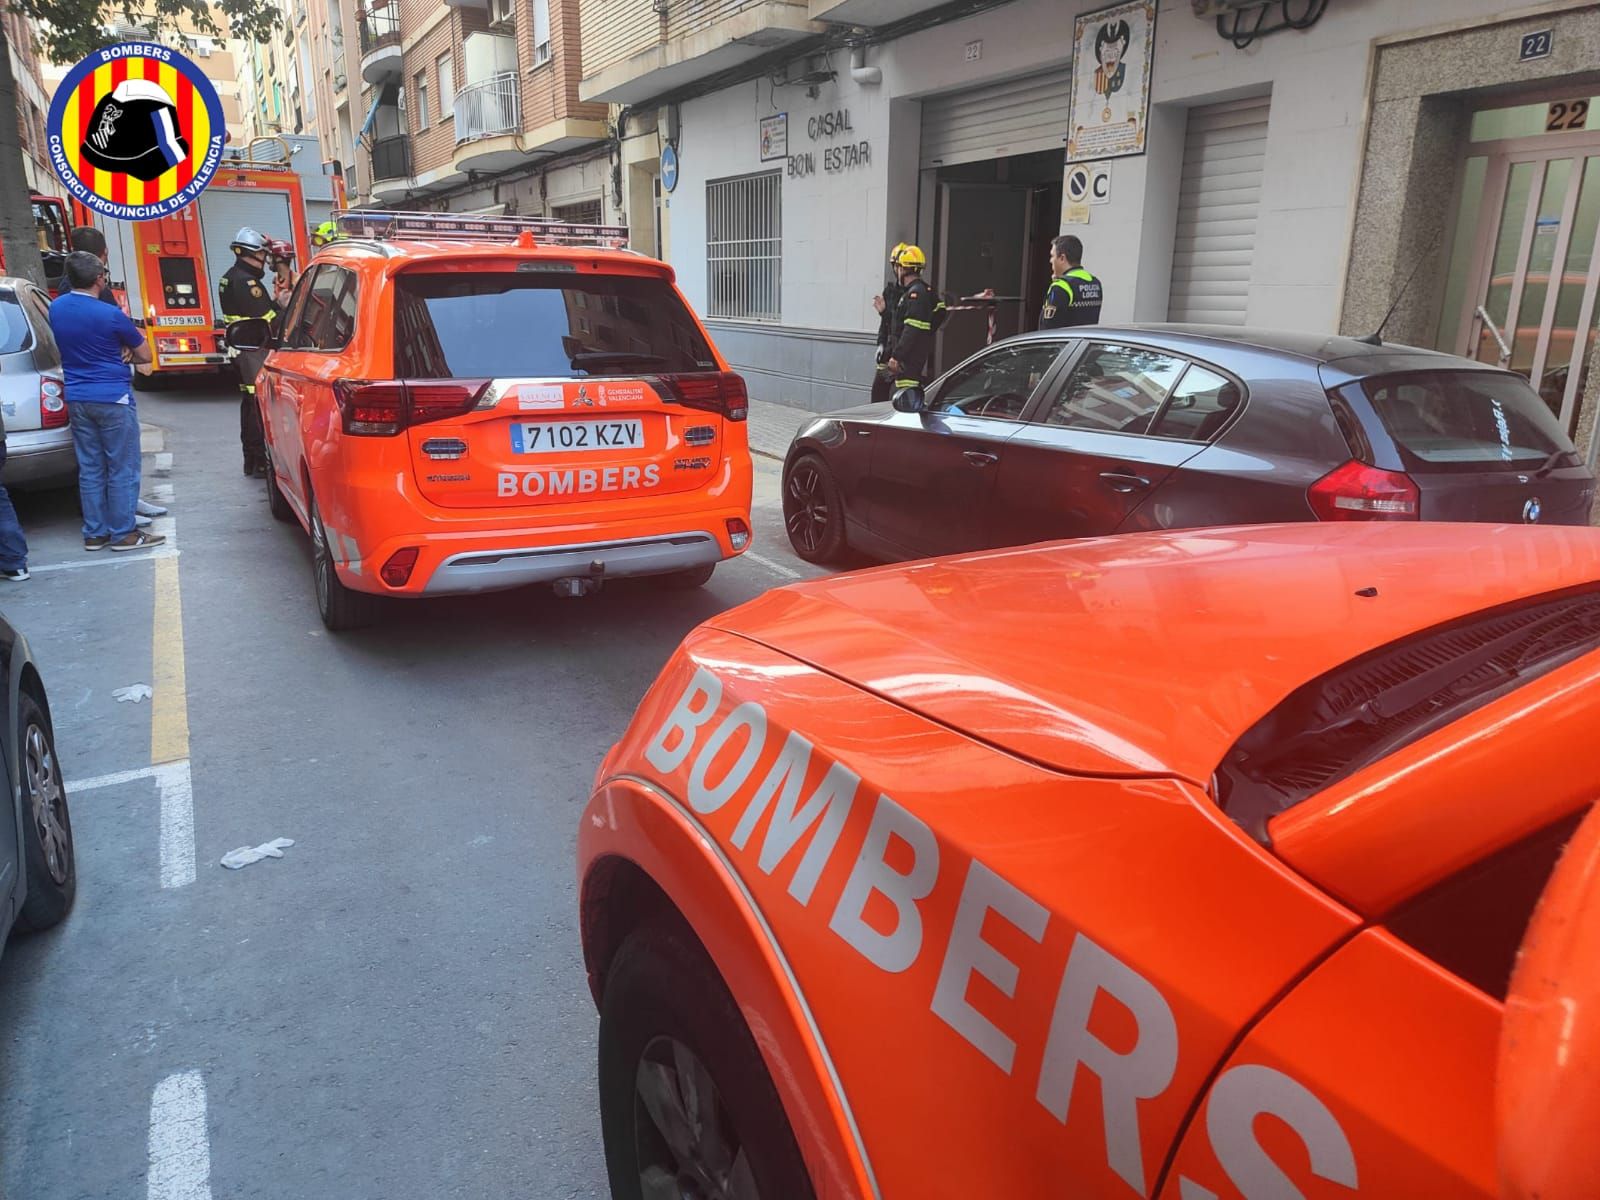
left=351, top=0, right=609, bottom=220
left=5, top=11, right=61, bottom=198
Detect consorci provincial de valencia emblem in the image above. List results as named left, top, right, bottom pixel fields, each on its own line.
left=47, top=42, right=225, bottom=220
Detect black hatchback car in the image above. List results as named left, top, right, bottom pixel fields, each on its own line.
left=781, top=326, right=1597, bottom=564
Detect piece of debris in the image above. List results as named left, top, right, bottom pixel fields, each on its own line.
left=113, top=684, right=153, bottom=704
left=220, top=838, right=295, bottom=870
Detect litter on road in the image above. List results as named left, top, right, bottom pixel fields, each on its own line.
left=220, top=838, right=295, bottom=870
left=113, top=684, right=153, bottom=704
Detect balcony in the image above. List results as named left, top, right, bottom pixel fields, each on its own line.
left=805, top=0, right=945, bottom=21
left=579, top=0, right=817, bottom=105
left=359, top=7, right=402, bottom=83
left=333, top=45, right=348, bottom=94
left=368, top=133, right=411, bottom=204
left=452, top=73, right=525, bottom=171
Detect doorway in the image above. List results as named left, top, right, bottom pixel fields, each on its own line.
left=926, top=149, right=1064, bottom=376
left=1441, top=94, right=1600, bottom=435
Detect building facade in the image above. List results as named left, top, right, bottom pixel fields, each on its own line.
left=575, top=0, right=1600, bottom=473
left=5, top=12, right=60, bottom=197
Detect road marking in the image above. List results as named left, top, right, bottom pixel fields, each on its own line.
left=744, top=551, right=804, bottom=580
left=147, top=1070, right=211, bottom=1200
left=157, top=761, right=195, bottom=888
left=151, top=554, right=189, bottom=765
left=30, top=549, right=180, bottom=574
left=68, top=762, right=165, bottom=792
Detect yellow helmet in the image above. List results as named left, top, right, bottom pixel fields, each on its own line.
left=889, top=241, right=908, bottom=266
left=897, top=244, right=927, bottom=270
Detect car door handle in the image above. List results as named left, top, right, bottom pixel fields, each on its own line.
left=964, top=450, right=999, bottom=466
left=1100, top=470, right=1152, bottom=493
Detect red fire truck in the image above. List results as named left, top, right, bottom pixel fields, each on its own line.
left=0, top=192, right=73, bottom=288
left=101, top=139, right=312, bottom=388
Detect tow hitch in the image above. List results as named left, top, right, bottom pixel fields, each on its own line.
left=552, top=560, right=606, bottom=598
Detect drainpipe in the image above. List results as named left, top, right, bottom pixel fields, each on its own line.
left=850, top=45, right=881, bottom=86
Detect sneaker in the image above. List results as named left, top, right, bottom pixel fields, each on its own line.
left=136, top=498, right=168, bottom=517
left=84, top=536, right=111, bottom=552
left=0, top=568, right=29, bottom=582
left=135, top=513, right=152, bottom=528
left=110, top=530, right=167, bottom=552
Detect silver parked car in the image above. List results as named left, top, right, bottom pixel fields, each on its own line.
left=0, top=277, right=74, bottom=488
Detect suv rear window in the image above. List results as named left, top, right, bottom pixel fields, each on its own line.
left=1345, top=369, right=1573, bottom=473
left=394, top=272, right=718, bottom=380
left=0, top=293, right=32, bottom=355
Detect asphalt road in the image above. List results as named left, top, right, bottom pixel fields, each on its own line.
left=0, top=379, right=831, bottom=1200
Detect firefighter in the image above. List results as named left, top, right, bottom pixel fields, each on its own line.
left=311, top=220, right=342, bottom=248
left=1039, top=234, right=1104, bottom=329
left=265, top=238, right=297, bottom=308
left=218, top=228, right=276, bottom=478
left=870, top=243, right=908, bottom=403
left=884, top=245, right=939, bottom=395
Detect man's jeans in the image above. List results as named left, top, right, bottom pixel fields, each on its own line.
left=0, top=443, right=29, bottom=570
left=70, top=401, right=140, bottom=540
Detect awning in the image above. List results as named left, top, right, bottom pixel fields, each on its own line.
left=358, top=83, right=398, bottom=139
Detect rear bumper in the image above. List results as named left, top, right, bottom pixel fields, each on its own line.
left=423, top=529, right=723, bottom=594
left=2, top=430, right=75, bottom=487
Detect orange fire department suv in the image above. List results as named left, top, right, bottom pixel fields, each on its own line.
left=226, top=211, right=752, bottom=630
left=578, top=521, right=1600, bottom=1199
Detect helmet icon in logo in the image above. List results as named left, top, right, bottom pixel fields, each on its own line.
left=80, top=78, right=189, bottom=182
left=1523, top=497, right=1543, bottom=524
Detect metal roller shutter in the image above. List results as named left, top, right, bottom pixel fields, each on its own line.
left=196, top=188, right=296, bottom=300
left=920, top=70, right=1071, bottom=170
left=1167, top=94, right=1270, bottom=326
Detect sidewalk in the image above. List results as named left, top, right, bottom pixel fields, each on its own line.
left=746, top=397, right=818, bottom=462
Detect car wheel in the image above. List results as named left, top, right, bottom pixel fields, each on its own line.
left=599, top=915, right=815, bottom=1200
left=15, top=692, right=74, bottom=933
left=131, top=370, right=164, bottom=393
left=309, top=493, right=376, bottom=632
left=783, top=454, right=846, bottom=565
left=264, top=450, right=294, bottom=523
left=652, top=563, right=716, bottom=590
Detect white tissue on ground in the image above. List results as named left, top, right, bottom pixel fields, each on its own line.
left=220, top=838, right=295, bottom=870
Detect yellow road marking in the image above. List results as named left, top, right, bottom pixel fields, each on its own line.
left=151, top=555, right=190, bottom=765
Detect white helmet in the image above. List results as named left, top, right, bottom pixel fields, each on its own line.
left=230, top=227, right=267, bottom=253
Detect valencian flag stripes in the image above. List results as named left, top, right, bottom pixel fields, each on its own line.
left=47, top=43, right=225, bottom=220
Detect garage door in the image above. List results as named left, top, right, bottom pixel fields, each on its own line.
left=920, top=70, right=1071, bottom=169
left=1167, top=95, right=1271, bottom=325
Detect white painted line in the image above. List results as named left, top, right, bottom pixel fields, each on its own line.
left=30, top=548, right=180, bottom=574
left=743, top=551, right=804, bottom=580
left=157, top=760, right=195, bottom=889
left=147, top=1070, right=212, bottom=1200
left=68, top=762, right=164, bottom=793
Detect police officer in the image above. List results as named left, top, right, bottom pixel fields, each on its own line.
left=870, top=243, right=907, bottom=403
left=884, top=245, right=938, bottom=395
left=218, top=228, right=277, bottom=477
left=1039, top=235, right=1104, bottom=329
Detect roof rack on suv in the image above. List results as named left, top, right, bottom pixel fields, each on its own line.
left=333, top=209, right=630, bottom=249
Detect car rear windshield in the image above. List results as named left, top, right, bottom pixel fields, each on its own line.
left=0, top=293, right=31, bottom=355
left=1346, top=369, right=1574, bottom=473
left=393, top=271, right=718, bottom=380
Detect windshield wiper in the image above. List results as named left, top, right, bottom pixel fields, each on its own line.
left=1534, top=447, right=1581, bottom=478
left=569, top=351, right=671, bottom=372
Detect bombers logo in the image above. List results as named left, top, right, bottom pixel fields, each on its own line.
left=47, top=42, right=225, bottom=220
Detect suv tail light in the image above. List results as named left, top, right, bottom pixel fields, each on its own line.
left=40, top=378, right=67, bottom=429
left=333, top=379, right=490, bottom=436
left=651, top=371, right=748, bottom=421
left=1307, top=459, right=1420, bottom=521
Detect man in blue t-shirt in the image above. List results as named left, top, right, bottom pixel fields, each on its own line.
left=49, top=252, right=167, bottom=552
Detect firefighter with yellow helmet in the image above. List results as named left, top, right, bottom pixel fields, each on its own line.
left=311, top=220, right=342, bottom=248
left=884, top=244, right=941, bottom=395
left=871, top=242, right=909, bottom=402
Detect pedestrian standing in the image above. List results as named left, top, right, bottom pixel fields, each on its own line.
left=884, top=245, right=938, bottom=394
left=49, top=252, right=167, bottom=553
left=69, top=226, right=168, bottom=526
left=217, top=228, right=278, bottom=478
left=870, top=243, right=907, bottom=403
left=1039, top=235, right=1104, bottom=329
left=0, top=406, right=31, bottom=581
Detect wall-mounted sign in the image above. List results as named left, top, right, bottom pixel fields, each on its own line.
left=1520, top=29, right=1553, bottom=62
left=760, top=113, right=788, bottom=162
left=661, top=142, right=679, bottom=193
left=1089, top=163, right=1111, bottom=203
left=1547, top=98, right=1588, bottom=132
left=1066, top=0, right=1157, bottom=163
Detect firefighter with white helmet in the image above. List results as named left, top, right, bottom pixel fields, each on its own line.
left=218, top=227, right=277, bottom=477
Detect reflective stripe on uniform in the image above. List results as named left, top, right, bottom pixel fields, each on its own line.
left=894, top=379, right=920, bottom=388
left=904, top=318, right=932, bottom=331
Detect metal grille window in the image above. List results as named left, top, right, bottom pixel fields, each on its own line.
left=553, top=198, right=603, bottom=225
left=706, top=171, right=781, bottom=321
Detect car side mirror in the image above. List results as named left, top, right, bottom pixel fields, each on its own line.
left=892, top=386, right=926, bottom=413
left=225, top=317, right=273, bottom=352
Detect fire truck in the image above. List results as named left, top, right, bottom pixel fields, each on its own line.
left=0, top=192, right=73, bottom=289
left=101, top=139, right=312, bottom=388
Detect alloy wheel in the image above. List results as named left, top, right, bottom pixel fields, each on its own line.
left=633, top=1035, right=760, bottom=1200
left=25, top=722, right=69, bottom=885
left=785, top=466, right=829, bottom=555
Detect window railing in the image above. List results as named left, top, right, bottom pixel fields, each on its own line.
left=359, top=7, right=401, bottom=55
left=370, top=134, right=410, bottom=181
left=454, top=72, right=520, bottom=144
